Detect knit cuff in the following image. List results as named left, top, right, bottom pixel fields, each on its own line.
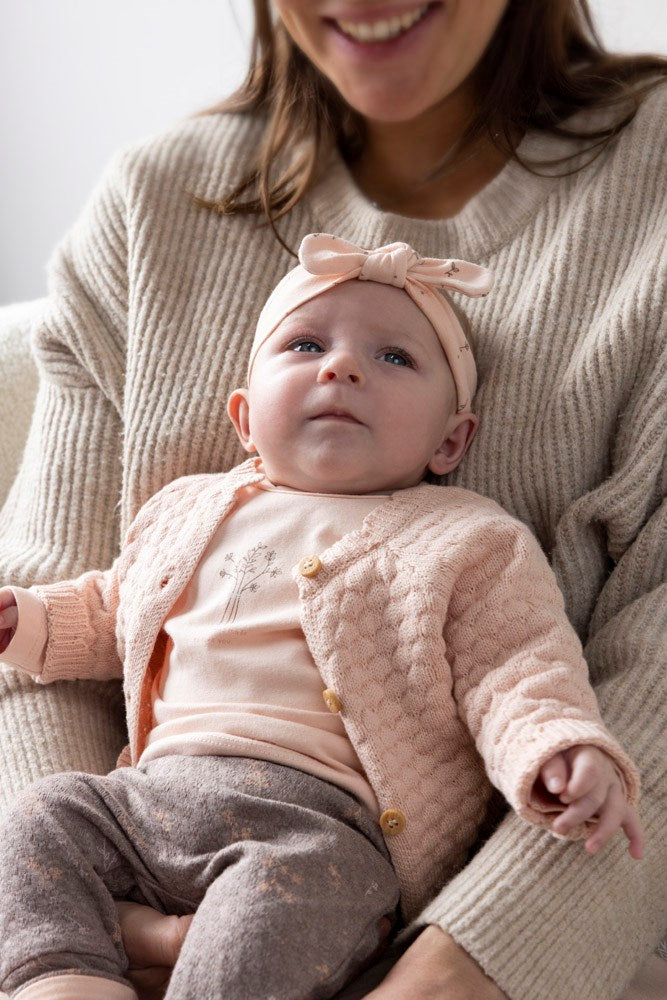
left=31, top=582, right=99, bottom=683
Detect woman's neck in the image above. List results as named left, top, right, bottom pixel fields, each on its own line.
left=349, top=94, right=512, bottom=220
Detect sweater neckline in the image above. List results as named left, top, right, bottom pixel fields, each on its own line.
left=308, top=127, right=586, bottom=260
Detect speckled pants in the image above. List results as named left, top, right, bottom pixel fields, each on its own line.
left=0, top=755, right=400, bottom=1000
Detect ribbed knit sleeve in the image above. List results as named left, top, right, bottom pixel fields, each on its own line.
left=0, top=302, right=41, bottom=509
left=0, top=153, right=132, bottom=803
left=31, top=567, right=124, bottom=685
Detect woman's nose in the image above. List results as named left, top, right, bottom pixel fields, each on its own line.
left=317, top=351, right=364, bottom=385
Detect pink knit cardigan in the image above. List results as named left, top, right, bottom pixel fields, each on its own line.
left=26, top=459, right=639, bottom=921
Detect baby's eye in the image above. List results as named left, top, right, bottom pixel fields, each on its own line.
left=379, top=349, right=413, bottom=367
left=289, top=339, right=323, bottom=353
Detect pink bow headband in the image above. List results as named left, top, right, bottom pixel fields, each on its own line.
left=248, top=234, right=494, bottom=412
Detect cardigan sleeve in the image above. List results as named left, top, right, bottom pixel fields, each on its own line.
left=28, top=564, right=124, bottom=685
left=0, top=151, right=132, bottom=803
left=443, top=518, right=640, bottom=835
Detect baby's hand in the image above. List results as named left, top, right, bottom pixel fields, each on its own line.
left=535, top=745, right=644, bottom=859
left=0, top=587, right=18, bottom=655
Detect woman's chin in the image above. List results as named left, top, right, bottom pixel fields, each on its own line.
left=334, top=71, right=450, bottom=126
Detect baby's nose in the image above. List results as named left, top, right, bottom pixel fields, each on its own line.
left=317, top=352, right=364, bottom=385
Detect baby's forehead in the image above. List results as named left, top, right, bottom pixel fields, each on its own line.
left=282, top=279, right=435, bottom=336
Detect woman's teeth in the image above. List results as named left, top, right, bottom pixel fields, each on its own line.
left=336, top=4, right=430, bottom=43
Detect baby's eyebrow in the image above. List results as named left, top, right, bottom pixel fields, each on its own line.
left=277, top=321, right=321, bottom=338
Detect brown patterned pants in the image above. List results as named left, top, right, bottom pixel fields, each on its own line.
left=0, top=755, right=399, bottom=999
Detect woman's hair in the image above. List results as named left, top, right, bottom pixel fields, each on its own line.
left=197, top=0, right=666, bottom=247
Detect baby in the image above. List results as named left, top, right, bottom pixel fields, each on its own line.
left=0, top=234, right=643, bottom=1000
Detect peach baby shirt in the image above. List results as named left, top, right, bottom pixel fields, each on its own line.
left=141, top=479, right=383, bottom=812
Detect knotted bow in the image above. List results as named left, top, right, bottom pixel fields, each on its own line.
left=300, top=233, right=493, bottom=298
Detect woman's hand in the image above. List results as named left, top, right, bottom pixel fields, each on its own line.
left=365, top=925, right=506, bottom=999
left=116, top=901, right=193, bottom=1000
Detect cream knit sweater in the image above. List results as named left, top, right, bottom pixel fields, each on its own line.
left=0, top=88, right=665, bottom=998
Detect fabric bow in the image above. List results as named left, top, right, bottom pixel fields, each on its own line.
left=299, top=233, right=493, bottom=299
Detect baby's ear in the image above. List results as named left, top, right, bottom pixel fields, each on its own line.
left=227, top=389, right=255, bottom=453
left=427, top=412, right=478, bottom=477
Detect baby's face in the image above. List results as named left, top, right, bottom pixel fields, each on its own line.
left=229, top=281, right=475, bottom=494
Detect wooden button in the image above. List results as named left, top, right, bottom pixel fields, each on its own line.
left=322, top=689, right=342, bottom=714
left=379, top=809, right=406, bottom=836
left=298, top=555, right=322, bottom=578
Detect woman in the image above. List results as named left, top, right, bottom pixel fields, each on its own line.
left=0, top=1, right=664, bottom=998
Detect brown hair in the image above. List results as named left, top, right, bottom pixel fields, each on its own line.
left=196, top=1, right=666, bottom=249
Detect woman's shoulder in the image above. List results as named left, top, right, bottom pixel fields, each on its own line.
left=608, top=82, right=667, bottom=162
left=575, top=82, right=667, bottom=181
left=105, top=109, right=267, bottom=200
left=536, top=82, right=667, bottom=248
left=594, top=83, right=667, bottom=235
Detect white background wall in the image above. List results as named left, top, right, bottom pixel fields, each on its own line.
left=1, top=0, right=665, bottom=304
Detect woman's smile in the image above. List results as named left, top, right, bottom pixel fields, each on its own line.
left=273, top=0, right=507, bottom=125
left=326, top=2, right=440, bottom=56
left=334, top=3, right=432, bottom=42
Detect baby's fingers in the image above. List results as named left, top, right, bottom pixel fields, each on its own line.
left=561, top=746, right=605, bottom=803
left=622, top=808, right=645, bottom=860
left=552, top=787, right=606, bottom=836
left=539, top=753, right=569, bottom=796
left=0, top=587, right=17, bottom=611
left=585, top=790, right=644, bottom=859
left=0, top=592, right=18, bottom=655
left=583, top=783, right=626, bottom=854
left=0, top=604, right=18, bottom=630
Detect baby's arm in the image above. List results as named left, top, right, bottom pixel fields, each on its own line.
left=534, top=745, right=644, bottom=858
left=0, top=566, right=124, bottom=683
left=446, top=514, right=641, bottom=850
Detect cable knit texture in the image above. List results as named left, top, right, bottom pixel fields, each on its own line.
left=0, top=87, right=665, bottom=997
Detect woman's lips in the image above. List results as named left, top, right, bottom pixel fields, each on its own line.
left=334, top=2, right=430, bottom=41
left=325, top=2, right=439, bottom=55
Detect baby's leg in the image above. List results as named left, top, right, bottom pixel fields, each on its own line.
left=165, top=762, right=400, bottom=1000
left=0, top=770, right=144, bottom=997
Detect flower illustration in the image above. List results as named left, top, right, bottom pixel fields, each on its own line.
left=219, top=543, right=281, bottom=623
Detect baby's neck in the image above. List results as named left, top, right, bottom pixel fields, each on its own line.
left=259, top=475, right=393, bottom=499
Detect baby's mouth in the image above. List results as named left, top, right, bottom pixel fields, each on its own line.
left=312, top=409, right=363, bottom=424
